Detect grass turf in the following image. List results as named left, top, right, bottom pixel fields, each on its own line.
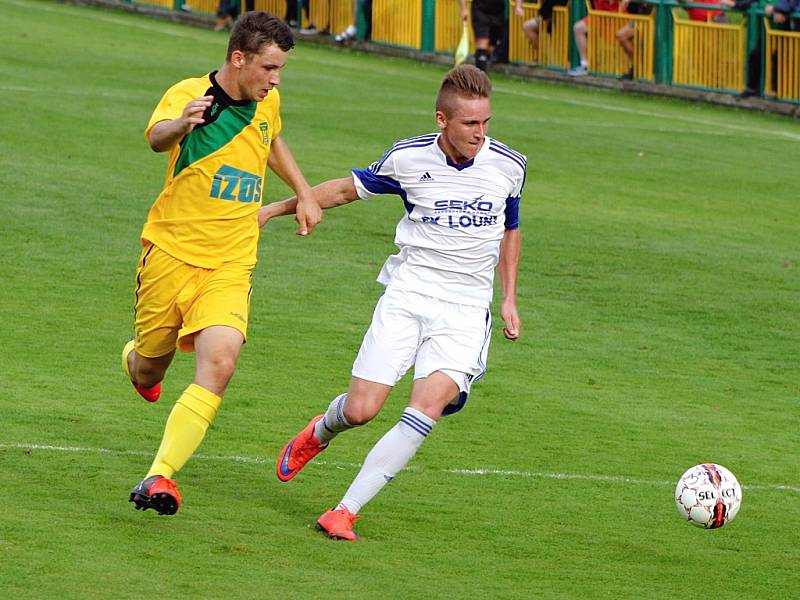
left=0, top=0, right=798, bottom=598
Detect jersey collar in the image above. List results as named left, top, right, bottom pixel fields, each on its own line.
left=435, top=133, right=489, bottom=171
left=209, top=70, right=255, bottom=108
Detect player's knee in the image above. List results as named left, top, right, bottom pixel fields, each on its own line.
left=202, top=354, right=238, bottom=386
left=342, top=402, right=378, bottom=426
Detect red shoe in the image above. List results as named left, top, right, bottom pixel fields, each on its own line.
left=133, top=381, right=161, bottom=403
left=276, top=415, right=327, bottom=482
left=122, top=340, right=161, bottom=402
left=129, top=475, right=181, bottom=515
left=316, top=507, right=359, bottom=541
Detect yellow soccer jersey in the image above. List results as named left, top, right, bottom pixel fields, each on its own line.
left=141, top=71, right=281, bottom=268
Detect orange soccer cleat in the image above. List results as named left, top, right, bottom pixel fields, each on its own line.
left=276, top=415, right=327, bottom=482
left=121, top=340, right=161, bottom=402
left=129, top=475, right=182, bottom=516
left=316, top=507, right=359, bottom=541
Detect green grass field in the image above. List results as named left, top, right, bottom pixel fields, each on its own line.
left=1, top=0, right=798, bottom=598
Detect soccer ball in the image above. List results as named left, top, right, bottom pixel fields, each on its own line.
left=675, top=463, right=742, bottom=529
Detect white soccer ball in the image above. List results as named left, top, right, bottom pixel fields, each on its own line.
left=675, top=463, right=742, bottom=529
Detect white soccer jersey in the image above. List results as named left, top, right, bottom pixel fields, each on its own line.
left=352, top=133, right=526, bottom=307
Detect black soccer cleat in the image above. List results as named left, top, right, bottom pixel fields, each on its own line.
left=129, top=475, right=182, bottom=516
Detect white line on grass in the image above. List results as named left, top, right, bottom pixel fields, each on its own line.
left=2, top=441, right=797, bottom=494
left=0, top=84, right=154, bottom=101
left=5, top=0, right=219, bottom=43
left=8, top=0, right=799, bottom=143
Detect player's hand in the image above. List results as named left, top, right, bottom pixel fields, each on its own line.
left=501, top=299, right=521, bottom=341
left=515, top=4, right=524, bottom=17
left=179, top=95, right=213, bottom=134
left=294, top=195, right=322, bottom=236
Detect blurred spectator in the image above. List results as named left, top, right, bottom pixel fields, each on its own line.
left=680, top=0, right=728, bottom=22
left=724, top=0, right=800, bottom=97
left=283, top=1, right=332, bottom=34
left=615, top=0, right=654, bottom=79
left=568, top=0, right=625, bottom=76
left=214, top=0, right=238, bottom=31
left=285, top=0, right=298, bottom=27
left=462, top=0, right=524, bottom=71
left=334, top=0, right=373, bottom=42
left=522, top=0, right=569, bottom=62
left=768, top=0, right=800, bottom=22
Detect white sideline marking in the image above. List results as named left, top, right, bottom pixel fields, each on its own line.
left=5, top=0, right=217, bottom=42
left=7, top=0, right=799, bottom=143
left=1, top=84, right=154, bottom=101
left=2, top=442, right=797, bottom=494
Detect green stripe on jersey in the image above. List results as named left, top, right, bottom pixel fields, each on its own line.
left=173, top=103, right=257, bottom=177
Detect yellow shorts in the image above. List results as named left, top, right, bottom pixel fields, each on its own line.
left=133, top=244, right=254, bottom=357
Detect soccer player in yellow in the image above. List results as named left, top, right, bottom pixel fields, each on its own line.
left=123, top=12, right=321, bottom=516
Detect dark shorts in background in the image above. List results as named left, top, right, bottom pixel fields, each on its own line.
left=471, top=2, right=504, bottom=42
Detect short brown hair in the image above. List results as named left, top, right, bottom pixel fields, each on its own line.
left=435, top=64, right=492, bottom=116
left=226, top=12, right=294, bottom=60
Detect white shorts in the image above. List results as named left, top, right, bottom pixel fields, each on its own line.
left=351, top=287, right=492, bottom=415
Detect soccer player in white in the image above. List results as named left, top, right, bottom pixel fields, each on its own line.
left=261, top=64, right=525, bottom=541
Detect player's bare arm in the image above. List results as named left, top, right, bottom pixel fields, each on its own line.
left=267, top=136, right=321, bottom=236
left=148, top=95, right=213, bottom=152
left=258, top=176, right=358, bottom=228
left=498, top=227, right=521, bottom=341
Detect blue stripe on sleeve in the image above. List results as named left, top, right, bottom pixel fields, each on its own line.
left=504, top=196, right=520, bottom=229
left=352, top=168, right=414, bottom=214
left=353, top=168, right=405, bottom=197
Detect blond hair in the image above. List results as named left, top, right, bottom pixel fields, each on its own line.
left=435, top=64, right=492, bottom=116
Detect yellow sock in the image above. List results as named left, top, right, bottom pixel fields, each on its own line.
left=147, top=384, right=222, bottom=479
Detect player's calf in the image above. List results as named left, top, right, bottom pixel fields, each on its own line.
left=121, top=340, right=162, bottom=402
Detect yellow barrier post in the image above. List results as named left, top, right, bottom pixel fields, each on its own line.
left=764, top=18, right=800, bottom=101
left=671, top=8, right=745, bottom=92
left=585, top=0, right=654, bottom=79
left=371, top=0, right=424, bottom=49
left=508, top=1, right=571, bottom=68
left=435, top=0, right=474, bottom=53
left=252, top=0, right=288, bottom=16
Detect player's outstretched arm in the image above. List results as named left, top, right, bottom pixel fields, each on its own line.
left=267, top=137, right=321, bottom=236
left=498, top=228, right=522, bottom=341
left=148, top=95, right=214, bottom=152
left=258, top=176, right=359, bottom=229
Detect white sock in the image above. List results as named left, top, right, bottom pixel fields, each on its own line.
left=580, top=59, right=588, bottom=67
left=313, top=393, right=353, bottom=445
left=337, top=407, right=435, bottom=515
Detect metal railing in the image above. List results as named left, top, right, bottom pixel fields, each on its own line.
left=508, top=1, right=571, bottom=69
left=764, top=18, right=800, bottom=101
left=371, top=0, right=424, bottom=49
left=305, top=0, right=354, bottom=34
left=435, top=0, right=471, bottom=53
left=118, top=0, right=800, bottom=104
left=671, top=8, right=746, bottom=92
left=585, top=0, right=655, bottom=80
